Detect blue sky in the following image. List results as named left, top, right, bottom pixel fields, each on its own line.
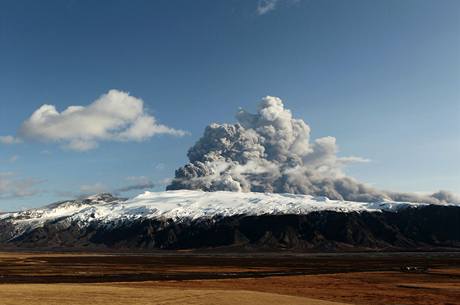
left=0, top=0, right=459, bottom=210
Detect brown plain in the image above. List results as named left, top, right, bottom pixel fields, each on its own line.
left=0, top=251, right=459, bottom=305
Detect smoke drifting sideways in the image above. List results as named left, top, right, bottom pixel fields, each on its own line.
left=167, top=97, right=459, bottom=204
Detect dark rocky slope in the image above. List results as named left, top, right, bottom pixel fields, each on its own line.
left=1, top=205, right=459, bottom=251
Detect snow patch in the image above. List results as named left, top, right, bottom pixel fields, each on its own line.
left=2, top=190, right=444, bottom=230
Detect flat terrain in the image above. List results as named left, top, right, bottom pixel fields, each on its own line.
left=0, top=251, right=459, bottom=304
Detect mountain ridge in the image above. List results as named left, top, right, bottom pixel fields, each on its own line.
left=1, top=190, right=459, bottom=251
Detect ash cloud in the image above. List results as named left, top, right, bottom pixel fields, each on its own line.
left=113, top=176, right=155, bottom=194
left=167, top=96, right=459, bottom=204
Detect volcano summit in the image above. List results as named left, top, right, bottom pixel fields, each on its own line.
left=1, top=190, right=459, bottom=251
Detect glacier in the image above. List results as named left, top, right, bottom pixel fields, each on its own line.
left=0, top=189, right=443, bottom=226
left=1, top=190, right=459, bottom=250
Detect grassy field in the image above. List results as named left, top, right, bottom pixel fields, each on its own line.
left=0, top=251, right=459, bottom=305
left=0, top=283, right=349, bottom=305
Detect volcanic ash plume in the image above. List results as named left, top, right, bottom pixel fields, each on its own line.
left=167, top=96, right=458, bottom=204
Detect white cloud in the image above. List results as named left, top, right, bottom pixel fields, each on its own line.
left=0, top=135, right=22, bottom=145
left=65, top=139, right=98, bottom=151
left=257, top=0, right=301, bottom=15
left=8, top=155, right=19, bottom=163
left=0, top=172, right=42, bottom=199
left=114, top=176, right=155, bottom=193
left=79, top=183, right=108, bottom=195
left=257, top=0, right=279, bottom=15
left=337, top=156, right=371, bottom=164
left=20, top=89, right=188, bottom=151
left=77, top=176, right=155, bottom=197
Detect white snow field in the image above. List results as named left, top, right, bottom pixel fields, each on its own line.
left=1, top=190, right=442, bottom=229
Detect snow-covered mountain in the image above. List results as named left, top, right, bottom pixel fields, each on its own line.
left=0, top=190, right=436, bottom=224
left=1, top=190, right=459, bottom=251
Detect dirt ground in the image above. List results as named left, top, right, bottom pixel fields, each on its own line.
left=147, top=270, right=460, bottom=305
left=0, top=284, right=348, bottom=305
left=0, top=251, right=459, bottom=305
